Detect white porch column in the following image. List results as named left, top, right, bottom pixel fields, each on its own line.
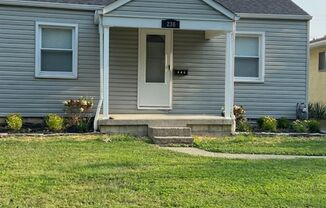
left=103, top=26, right=110, bottom=119
left=224, top=27, right=235, bottom=119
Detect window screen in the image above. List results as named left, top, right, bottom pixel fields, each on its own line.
left=41, top=27, right=73, bottom=72
left=235, top=36, right=260, bottom=78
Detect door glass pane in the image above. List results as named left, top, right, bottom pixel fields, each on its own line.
left=236, top=37, right=259, bottom=57
left=42, top=28, right=73, bottom=49
left=41, top=50, right=73, bottom=72
left=146, top=35, right=165, bottom=83
left=235, top=57, right=259, bottom=77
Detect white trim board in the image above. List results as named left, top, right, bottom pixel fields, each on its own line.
left=35, top=21, right=79, bottom=79
left=234, top=31, right=265, bottom=83
left=102, top=16, right=234, bottom=31
left=238, top=13, right=312, bottom=20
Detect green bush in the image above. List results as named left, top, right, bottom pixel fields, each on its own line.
left=236, top=120, right=252, bottom=132
left=306, top=120, right=321, bottom=133
left=6, top=114, right=23, bottom=132
left=75, top=118, right=90, bottom=133
left=277, top=117, right=290, bottom=129
left=308, top=103, right=326, bottom=119
left=291, top=120, right=307, bottom=133
left=258, top=116, right=277, bottom=132
left=45, top=114, right=65, bottom=132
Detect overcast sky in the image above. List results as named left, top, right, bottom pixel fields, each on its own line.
left=292, top=0, right=326, bottom=40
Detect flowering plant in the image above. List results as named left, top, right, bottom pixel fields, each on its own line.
left=64, top=97, right=94, bottom=132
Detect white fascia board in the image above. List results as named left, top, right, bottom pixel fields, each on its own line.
left=103, top=0, right=132, bottom=14
left=202, top=0, right=239, bottom=20
left=238, top=13, right=312, bottom=20
left=103, top=16, right=233, bottom=31
left=0, top=0, right=102, bottom=10
left=310, top=40, right=326, bottom=49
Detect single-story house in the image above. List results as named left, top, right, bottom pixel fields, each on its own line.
left=0, top=0, right=311, bottom=137
left=309, top=36, right=326, bottom=104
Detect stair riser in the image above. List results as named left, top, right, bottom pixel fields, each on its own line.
left=152, top=138, right=193, bottom=145
left=149, top=129, right=192, bottom=137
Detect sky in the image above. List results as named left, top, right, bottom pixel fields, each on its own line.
left=292, top=0, right=326, bottom=40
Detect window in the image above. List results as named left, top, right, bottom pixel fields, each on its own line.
left=234, top=32, right=265, bottom=82
left=35, top=22, right=78, bottom=79
left=319, top=52, right=326, bottom=71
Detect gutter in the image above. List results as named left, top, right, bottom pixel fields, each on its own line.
left=310, top=40, right=326, bottom=49
left=238, top=13, right=312, bottom=21
left=0, top=0, right=103, bottom=10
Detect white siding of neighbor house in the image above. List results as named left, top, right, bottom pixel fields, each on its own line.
left=107, top=0, right=231, bottom=21
left=235, top=19, right=308, bottom=119
left=0, top=5, right=100, bottom=117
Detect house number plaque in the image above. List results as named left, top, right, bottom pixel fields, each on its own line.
left=162, top=19, right=180, bottom=29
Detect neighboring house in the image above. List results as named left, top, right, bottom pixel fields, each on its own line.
left=309, top=36, right=326, bottom=104
left=0, top=0, right=311, bottom=135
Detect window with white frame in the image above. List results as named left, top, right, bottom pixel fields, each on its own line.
left=234, top=32, right=265, bottom=82
left=319, top=51, right=326, bottom=71
left=35, top=22, right=78, bottom=78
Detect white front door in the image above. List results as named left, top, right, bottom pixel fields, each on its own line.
left=138, top=29, right=173, bottom=109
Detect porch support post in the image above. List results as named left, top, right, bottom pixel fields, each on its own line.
left=103, top=26, right=110, bottom=119
left=224, top=23, right=235, bottom=122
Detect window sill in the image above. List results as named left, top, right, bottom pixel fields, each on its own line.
left=35, top=72, right=77, bottom=79
left=319, top=69, right=326, bottom=72
left=234, top=77, right=264, bottom=83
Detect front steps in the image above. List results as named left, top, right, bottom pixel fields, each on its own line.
left=148, top=127, right=193, bottom=146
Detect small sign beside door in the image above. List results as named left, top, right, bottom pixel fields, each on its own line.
left=162, top=19, right=180, bottom=29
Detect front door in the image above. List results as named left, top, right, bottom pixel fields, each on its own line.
left=138, top=29, right=173, bottom=109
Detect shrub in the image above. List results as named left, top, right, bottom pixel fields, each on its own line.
left=64, top=97, right=94, bottom=132
left=308, top=103, right=326, bottom=120
left=291, top=120, right=307, bottom=133
left=236, top=120, right=252, bottom=132
left=234, top=105, right=246, bottom=123
left=258, top=116, right=277, bottom=132
left=45, top=114, right=64, bottom=132
left=221, top=105, right=246, bottom=122
left=306, top=120, right=321, bottom=133
left=277, top=117, right=290, bottom=129
left=6, top=114, right=23, bottom=132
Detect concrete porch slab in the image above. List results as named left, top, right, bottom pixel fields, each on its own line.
left=99, top=114, right=233, bottom=126
left=99, top=114, right=234, bottom=137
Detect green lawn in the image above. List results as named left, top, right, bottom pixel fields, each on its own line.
left=195, top=135, right=326, bottom=156
left=0, top=135, right=325, bottom=207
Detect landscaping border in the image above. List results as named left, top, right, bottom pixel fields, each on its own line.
left=0, top=132, right=104, bottom=138
left=235, top=132, right=326, bottom=137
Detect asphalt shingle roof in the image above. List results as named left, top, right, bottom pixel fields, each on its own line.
left=15, top=0, right=309, bottom=15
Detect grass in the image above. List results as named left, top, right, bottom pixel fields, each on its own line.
left=0, top=135, right=325, bottom=207
left=194, top=135, right=326, bottom=156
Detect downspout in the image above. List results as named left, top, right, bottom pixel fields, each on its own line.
left=94, top=13, right=104, bottom=132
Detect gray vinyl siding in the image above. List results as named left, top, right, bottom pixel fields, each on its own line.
left=109, top=28, right=226, bottom=115
left=0, top=4, right=308, bottom=119
left=108, top=0, right=230, bottom=20
left=235, top=19, right=308, bottom=119
left=0, top=5, right=100, bottom=117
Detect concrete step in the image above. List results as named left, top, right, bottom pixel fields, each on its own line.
left=152, top=136, right=194, bottom=146
left=148, top=127, right=192, bottom=137
left=148, top=127, right=193, bottom=146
